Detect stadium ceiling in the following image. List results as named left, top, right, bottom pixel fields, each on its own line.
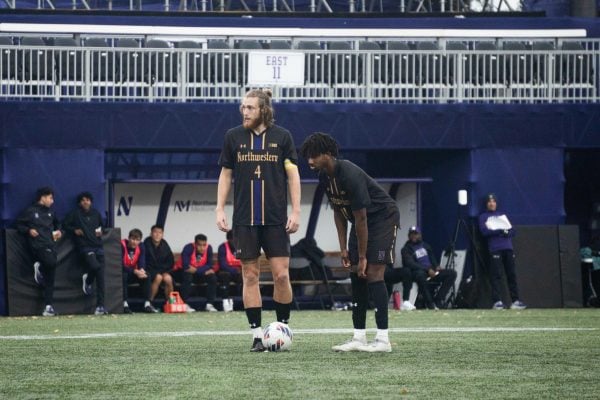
left=0, top=22, right=587, bottom=38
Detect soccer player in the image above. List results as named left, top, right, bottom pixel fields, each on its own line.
left=300, top=132, right=399, bottom=353
left=63, top=192, right=108, bottom=315
left=16, top=186, right=63, bottom=317
left=121, top=228, right=151, bottom=314
left=216, top=88, right=301, bottom=352
left=143, top=225, right=175, bottom=313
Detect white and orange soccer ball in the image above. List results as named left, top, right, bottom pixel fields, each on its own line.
left=262, top=321, right=293, bottom=352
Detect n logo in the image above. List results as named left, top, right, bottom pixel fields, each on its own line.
left=174, top=200, right=191, bottom=212
left=117, top=196, right=133, bottom=216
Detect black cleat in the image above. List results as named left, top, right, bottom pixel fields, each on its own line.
left=123, top=306, right=133, bottom=314
left=250, top=338, right=267, bottom=352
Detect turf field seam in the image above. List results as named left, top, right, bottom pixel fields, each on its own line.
left=0, top=326, right=596, bottom=340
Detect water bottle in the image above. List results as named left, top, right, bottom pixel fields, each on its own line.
left=393, top=290, right=401, bottom=310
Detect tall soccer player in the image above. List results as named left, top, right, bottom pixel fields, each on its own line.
left=300, top=132, right=399, bottom=353
left=216, top=89, right=301, bottom=352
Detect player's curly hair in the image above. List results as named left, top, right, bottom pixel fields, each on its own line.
left=300, top=132, right=339, bottom=159
left=242, top=88, right=275, bottom=128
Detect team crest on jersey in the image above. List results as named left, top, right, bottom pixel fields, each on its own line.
left=268, top=143, right=278, bottom=148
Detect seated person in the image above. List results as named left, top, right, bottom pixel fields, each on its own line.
left=217, top=230, right=243, bottom=312
left=15, top=186, right=63, bottom=317
left=63, top=192, right=107, bottom=316
left=121, top=228, right=153, bottom=314
left=176, top=234, right=218, bottom=312
left=384, top=263, right=415, bottom=311
left=401, top=226, right=457, bottom=309
left=143, top=225, right=174, bottom=313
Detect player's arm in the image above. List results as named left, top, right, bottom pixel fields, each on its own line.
left=334, top=209, right=350, bottom=268
left=352, top=208, right=368, bottom=278
left=216, top=167, right=233, bottom=232
left=285, top=159, right=301, bottom=234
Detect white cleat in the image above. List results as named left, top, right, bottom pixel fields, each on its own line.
left=332, top=337, right=367, bottom=352
left=205, top=303, right=218, bottom=312
left=357, top=339, right=392, bottom=353
left=185, top=304, right=196, bottom=313
left=400, top=300, right=416, bottom=311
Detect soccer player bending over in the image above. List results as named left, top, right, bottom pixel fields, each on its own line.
left=300, top=132, right=399, bottom=353
left=216, top=88, right=301, bottom=352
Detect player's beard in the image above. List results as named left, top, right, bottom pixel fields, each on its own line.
left=243, top=114, right=263, bottom=130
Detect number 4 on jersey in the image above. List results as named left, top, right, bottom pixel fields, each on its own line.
left=254, top=165, right=261, bottom=179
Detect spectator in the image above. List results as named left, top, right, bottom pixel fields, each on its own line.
left=63, top=192, right=108, bottom=315
left=478, top=193, right=527, bottom=310
left=15, top=186, right=62, bottom=317
left=175, top=234, right=218, bottom=312
left=401, top=226, right=457, bottom=310
left=384, top=263, right=416, bottom=311
left=143, top=225, right=174, bottom=313
left=121, top=228, right=153, bottom=314
left=217, top=230, right=243, bottom=312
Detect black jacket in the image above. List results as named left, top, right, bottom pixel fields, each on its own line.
left=400, top=240, right=438, bottom=272
left=63, top=207, right=104, bottom=251
left=15, top=203, right=61, bottom=250
left=144, top=237, right=175, bottom=273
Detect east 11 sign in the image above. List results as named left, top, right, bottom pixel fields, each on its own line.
left=248, top=51, right=305, bottom=86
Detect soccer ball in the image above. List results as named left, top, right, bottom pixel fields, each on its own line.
left=262, top=321, right=293, bottom=352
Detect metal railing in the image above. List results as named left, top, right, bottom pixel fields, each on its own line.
left=0, top=44, right=598, bottom=103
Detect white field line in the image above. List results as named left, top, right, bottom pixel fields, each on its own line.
left=0, top=327, right=597, bottom=341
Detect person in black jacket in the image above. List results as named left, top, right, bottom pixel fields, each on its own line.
left=63, top=192, right=107, bottom=315
left=143, top=225, right=174, bottom=313
left=401, top=226, right=457, bottom=309
left=15, top=187, right=63, bottom=317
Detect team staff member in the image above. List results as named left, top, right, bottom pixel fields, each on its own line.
left=216, top=88, right=301, bottom=352
left=478, top=193, right=526, bottom=310
left=301, top=132, right=399, bottom=353
left=16, top=186, right=63, bottom=317
left=63, top=192, right=108, bottom=315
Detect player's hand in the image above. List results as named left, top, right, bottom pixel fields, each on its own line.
left=357, top=257, right=367, bottom=279
left=428, top=268, right=437, bottom=278
left=205, top=269, right=215, bottom=275
left=74, top=229, right=84, bottom=237
left=286, top=211, right=300, bottom=234
left=341, top=249, right=351, bottom=269
left=29, top=229, right=39, bottom=238
left=216, top=209, right=229, bottom=232
left=187, top=266, right=197, bottom=274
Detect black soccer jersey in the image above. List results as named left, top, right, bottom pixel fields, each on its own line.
left=320, top=159, right=396, bottom=224
left=219, top=124, right=298, bottom=226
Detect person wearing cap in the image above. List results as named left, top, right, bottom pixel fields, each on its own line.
left=401, top=226, right=457, bottom=310
left=478, top=193, right=527, bottom=310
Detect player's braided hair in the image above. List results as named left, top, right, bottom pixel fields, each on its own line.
left=243, top=88, right=275, bottom=128
left=300, top=132, right=339, bottom=159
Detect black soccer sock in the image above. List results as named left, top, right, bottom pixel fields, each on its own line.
left=351, top=273, right=368, bottom=330
left=245, top=307, right=262, bottom=329
left=274, top=301, right=291, bottom=324
left=368, top=280, right=389, bottom=330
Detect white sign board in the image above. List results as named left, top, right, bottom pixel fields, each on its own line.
left=248, top=51, right=305, bottom=86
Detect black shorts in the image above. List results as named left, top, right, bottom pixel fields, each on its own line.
left=233, top=224, right=290, bottom=260
left=348, top=206, right=399, bottom=266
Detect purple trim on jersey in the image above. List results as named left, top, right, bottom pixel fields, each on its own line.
left=252, top=133, right=264, bottom=225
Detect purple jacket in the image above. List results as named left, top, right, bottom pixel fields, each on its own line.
left=478, top=211, right=515, bottom=252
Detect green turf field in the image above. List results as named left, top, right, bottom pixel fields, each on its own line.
left=1, top=309, right=599, bottom=399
